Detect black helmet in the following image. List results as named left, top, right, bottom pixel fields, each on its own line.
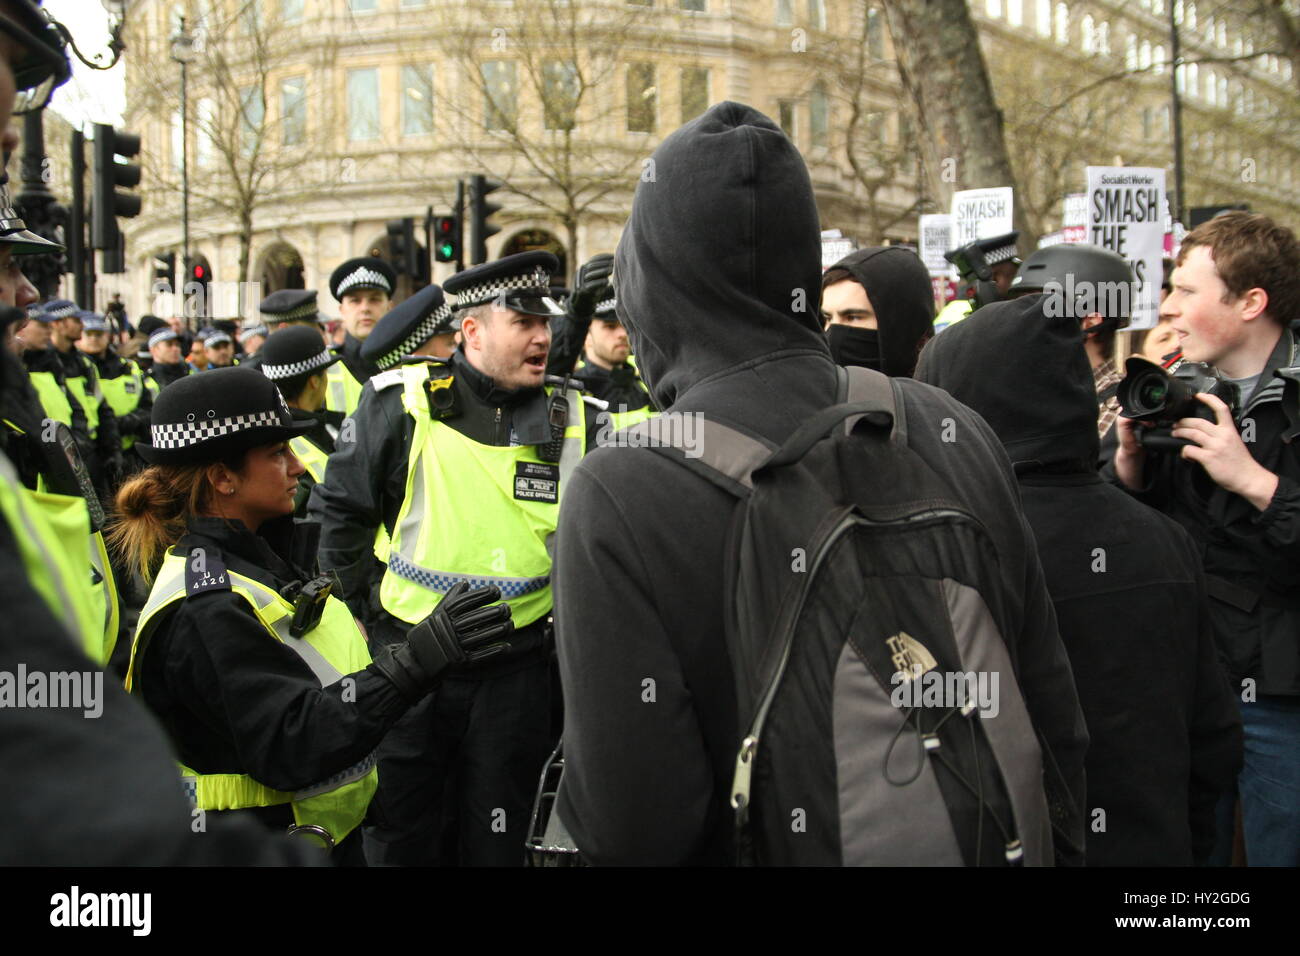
left=1009, top=243, right=1135, bottom=330
left=4, top=1, right=73, bottom=115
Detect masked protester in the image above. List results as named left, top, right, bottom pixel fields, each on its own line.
left=821, top=246, right=934, bottom=377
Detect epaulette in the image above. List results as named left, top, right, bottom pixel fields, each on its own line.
left=184, top=545, right=231, bottom=595
left=371, top=368, right=407, bottom=392
left=581, top=394, right=610, bottom=411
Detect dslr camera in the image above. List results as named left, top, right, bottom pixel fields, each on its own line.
left=1116, top=356, right=1239, bottom=451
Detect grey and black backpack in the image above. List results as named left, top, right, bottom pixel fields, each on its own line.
left=635, top=365, right=1059, bottom=866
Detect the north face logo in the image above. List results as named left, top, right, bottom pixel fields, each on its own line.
left=886, top=631, right=937, bottom=682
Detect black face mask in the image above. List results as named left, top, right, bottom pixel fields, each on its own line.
left=826, top=324, right=882, bottom=372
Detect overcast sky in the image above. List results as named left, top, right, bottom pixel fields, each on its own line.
left=45, top=0, right=127, bottom=129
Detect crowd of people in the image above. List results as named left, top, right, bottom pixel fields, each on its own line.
left=2, top=0, right=1296, bottom=870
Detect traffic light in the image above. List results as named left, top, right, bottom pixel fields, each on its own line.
left=91, top=124, right=142, bottom=253
left=153, top=252, right=176, bottom=290
left=386, top=217, right=418, bottom=276
left=468, top=174, right=502, bottom=265
left=434, top=215, right=460, bottom=263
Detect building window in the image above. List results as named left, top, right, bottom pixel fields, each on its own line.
left=627, top=62, right=656, bottom=133
left=401, top=64, right=434, bottom=136
left=401, top=0, right=429, bottom=6
left=1139, top=40, right=1151, bottom=70
left=347, top=68, right=380, bottom=141
left=808, top=0, right=825, bottom=30
left=543, top=60, right=579, bottom=131
left=1097, top=21, right=1109, bottom=55
left=280, top=0, right=303, bottom=22
left=482, top=61, right=516, bottom=131
left=778, top=99, right=796, bottom=140
left=1141, top=107, right=1152, bottom=140
left=281, top=75, right=305, bottom=145
left=776, top=1, right=793, bottom=28
left=195, top=97, right=214, bottom=167
left=681, top=66, right=709, bottom=123
left=1007, top=0, right=1023, bottom=26
left=810, top=82, right=828, bottom=147
left=1081, top=14, right=1094, bottom=53
left=1054, top=2, right=1069, bottom=45
left=239, top=86, right=264, bottom=157
left=350, top=0, right=377, bottom=12
left=1153, top=44, right=1165, bottom=73
left=680, top=0, right=705, bottom=10
left=986, top=0, right=1002, bottom=18
left=1035, top=0, right=1050, bottom=37
left=867, top=6, right=884, bottom=59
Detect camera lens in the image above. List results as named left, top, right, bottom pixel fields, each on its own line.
left=1136, top=376, right=1168, bottom=410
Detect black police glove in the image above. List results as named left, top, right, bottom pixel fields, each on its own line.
left=566, top=253, right=615, bottom=324
left=370, top=581, right=514, bottom=701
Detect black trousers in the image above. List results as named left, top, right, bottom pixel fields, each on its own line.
left=363, top=656, right=551, bottom=866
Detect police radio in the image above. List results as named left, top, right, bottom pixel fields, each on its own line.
left=538, top=375, right=575, bottom=464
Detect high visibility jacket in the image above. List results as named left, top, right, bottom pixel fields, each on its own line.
left=933, top=298, right=974, bottom=334
left=325, top=362, right=365, bottom=417
left=605, top=403, right=657, bottom=431
left=28, top=370, right=74, bottom=429
left=0, top=452, right=104, bottom=658
left=289, top=434, right=330, bottom=484
left=62, top=359, right=103, bottom=439
left=99, top=360, right=147, bottom=449
left=126, top=550, right=379, bottom=847
left=379, top=364, right=586, bottom=628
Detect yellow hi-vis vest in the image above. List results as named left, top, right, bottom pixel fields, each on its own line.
left=27, top=370, right=74, bottom=429
left=933, top=298, right=974, bottom=334
left=325, top=362, right=365, bottom=417
left=289, top=434, right=329, bottom=484
left=126, top=550, right=379, bottom=847
left=604, top=403, right=657, bottom=431
left=61, top=355, right=103, bottom=439
left=0, top=451, right=103, bottom=657
left=99, top=360, right=146, bottom=449
left=379, top=364, right=585, bottom=628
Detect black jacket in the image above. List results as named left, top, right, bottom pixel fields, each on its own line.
left=55, top=344, right=121, bottom=478
left=552, top=102, right=1088, bottom=866
left=289, top=405, right=338, bottom=517
left=1105, top=328, right=1300, bottom=696
left=339, top=332, right=379, bottom=390
left=0, top=461, right=322, bottom=865
left=23, top=345, right=95, bottom=472
left=149, top=360, right=191, bottom=392
left=308, top=352, right=601, bottom=652
left=135, top=515, right=411, bottom=844
left=573, top=360, right=652, bottom=413
left=916, top=294, right=1242, bottom=865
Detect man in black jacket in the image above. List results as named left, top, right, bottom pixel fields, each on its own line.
left=1109, top=211, right=1300, bottom=866
left=916, top=293, right=1242, bottom=865
left=552, top=102, right=1088, bottom=866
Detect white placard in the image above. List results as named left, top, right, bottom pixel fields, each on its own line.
left=1085, top=166, right=1166, bottom=330
left=919, top=214, right=955, bottom=276
left=949, top=187, right=1014, bottom=245
left=821, top=237, right=856, bottom=271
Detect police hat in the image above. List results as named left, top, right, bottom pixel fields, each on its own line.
left=0, top=180, right=62, bottom=254
left=259, top=289, right=321, bottom=325
left=39, top=298, right=79, bottom=321
left=148, top=328, right=179, bottom=349
left=78, top=312, right=109, bottom=332
left=361, top=284, right=453, bottom=370
left=136, top=366, right=314, bottom=466
left=330, top=256, right=396, bottom=301
left=138, top=315, right=168, bottom=336
left=444, top=251, right=563, bottom=317
left=204, top=332, right=233, bottom=348
left=259, top=325, right=340, bottom=381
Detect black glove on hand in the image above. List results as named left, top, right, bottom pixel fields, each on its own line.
left=566, top=253, right=615, bottom=323
left=371, top=581, right=514, bottom=700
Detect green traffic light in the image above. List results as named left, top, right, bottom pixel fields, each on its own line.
left=439, top=242, right=454, bottom=259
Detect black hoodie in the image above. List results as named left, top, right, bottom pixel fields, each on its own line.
left=554, top=102, right=1087, bottom=865
left=824, top=245, right=935, bottom=377
left=915, top=295, right=1242, bottom=865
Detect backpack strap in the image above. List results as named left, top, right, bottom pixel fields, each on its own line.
left=627, top=415, right=775, bottom=498
left=762, top=366, right=902, bottom=470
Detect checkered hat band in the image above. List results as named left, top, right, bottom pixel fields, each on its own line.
left=594, top=296, right=617, bottom=314
left=452, top=267, right=551, bottom=309
left=260, top=348, right=335, bottom=380
left=261, top=301, right=318, bottom=322
left=150, top=409, right=284, bottom=450
left=388, top=552, right=549, bottom=600
left=985, top=245, right=1019, bottom=265
left=43, top=304, right=79, bottom=320
left=337, top=267, right=392, bottom=297
left=377, top=303, right=454, bottom=370
left=149, top=330, right=178, bottom=347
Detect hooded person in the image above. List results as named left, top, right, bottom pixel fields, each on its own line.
left=551, top=101, right=1088, bottom=866
left=821, top=246, right=934, bottom=376
left=914, top=294, right=1242, bottom=865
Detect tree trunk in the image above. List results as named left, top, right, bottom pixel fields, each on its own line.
left=238, top=210, right=252, bottom=288
left=881, top=0, right=1037, bottom=251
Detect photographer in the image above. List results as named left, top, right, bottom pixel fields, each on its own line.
left=1110, top=212, right=1300, bottom=866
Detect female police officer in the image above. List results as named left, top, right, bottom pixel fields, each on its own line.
left=110, top=367, right=512, bottom=863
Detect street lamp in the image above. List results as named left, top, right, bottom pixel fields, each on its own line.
left=170, top=17, right=198, bottom=319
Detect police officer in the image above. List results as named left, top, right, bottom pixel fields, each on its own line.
left=43, top=302, right=120, bottom=494
left=204, top=329, right=236, bottom=368
left=258, top=325, right=345, bottom=516
left=144, top=326, right=190, bottom=393
left=359, top=283, right=456, bottom=370
left=934, top=231, right=1022, bottom=334
left=259, top=288, right=327, bottom=334
left=76, top=310, right=153, bottom=475
left=310, top=251, right=599, bottom=866
left=114, top=367, right=513, bottom=863
left=326, top=256, right=395, bottom=415
left=572, top=281, right=655, bottom=431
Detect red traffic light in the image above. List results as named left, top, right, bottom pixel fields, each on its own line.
left=193, top=264, right=207, bottom=280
